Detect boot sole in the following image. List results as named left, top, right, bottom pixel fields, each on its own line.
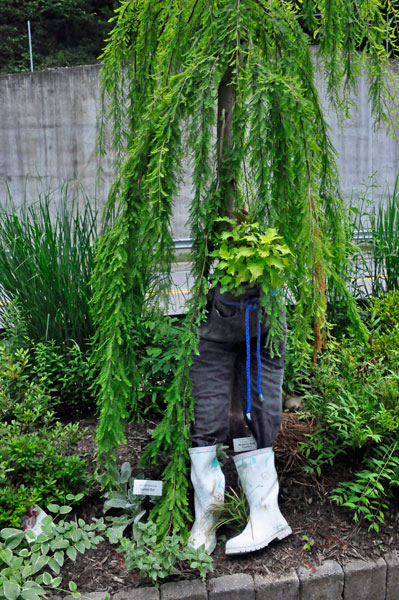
left=225, top=525, right=292, bottom=555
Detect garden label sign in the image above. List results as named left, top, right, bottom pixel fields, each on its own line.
left=133, top=479, right=163, bottom=497
left=233, top=437, right=258, bottom=453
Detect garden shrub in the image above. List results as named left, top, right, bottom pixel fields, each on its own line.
left=2, top=314, right=96, bottom=417
left=301, top=291, right=399, bottom=530
left=0, top=346, right=92, bottom=528
left=28, top=340, right=96, bottom=418
left=135, top=315, right=185, bottom=416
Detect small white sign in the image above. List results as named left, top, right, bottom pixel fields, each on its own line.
left=233, top=437, right=258, bottom=453
left=133, top=479, right=163, bottom=496
left=22, top=505, right=51, bottom=542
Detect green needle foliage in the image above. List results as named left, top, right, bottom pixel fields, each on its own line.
left=92, top=0, right=399, bottom=536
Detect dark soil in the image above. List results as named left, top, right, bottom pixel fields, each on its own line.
left=59, top=413, right=399, bottom=595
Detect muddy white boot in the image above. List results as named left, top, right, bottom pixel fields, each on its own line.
left=225, top=447, right=291, bottom=555
left=187, top=446, right=225, bottom=554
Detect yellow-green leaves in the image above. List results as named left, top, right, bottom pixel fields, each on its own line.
left=210, top=218, right=291, bottom=294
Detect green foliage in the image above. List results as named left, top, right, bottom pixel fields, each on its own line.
left=342, top=176, right=399, bottom=302
left=210, top=217, right=291, bottom=293
left=102, top=462, right=145, bottom=543
left=139, top=297, right=206, bottom=538
left=94, top=0, right=399, bottom=536
left=301, top=291, right=399, bottom=529
left=302, top=535, right=315, bottom=552
left=3, top=309, right=96, bottom=418
left=331, top=442, right=399, bottom=532
left=101, top=463, right=213, bottom=585
left=0, top=495, right=106, bottom=600
left=368, top=291, right=399, bottom=330
left=370, top=176, right=399, bottom=294
left=135, top=317, right=186, bottom=416
left=209, top=216, right=291, bottom=352
left=214, top=486, right=249, bottom=533
left=0, top=0, right=118, bottom=74
left=0, top=185, right=97, bottom=351
left=118, top=519, right=213, bottom=586
left=0, top=345, right=91, bottom=528
left=26, top=340, right=95, bottom=417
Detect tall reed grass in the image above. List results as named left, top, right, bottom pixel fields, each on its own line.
left=347, top=175, right=399, bottom=299
left=0, top=184, right=98, bottom=350
left=370, top=175, right=399, bottom=294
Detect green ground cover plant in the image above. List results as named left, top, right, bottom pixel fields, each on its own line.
left=0, top=345, right=92, bottom=529
left=0, top=497, right=106, bottom=600
left=101, top=463, right=213, bottom=586
left=301, top=291, right=399, bottom=531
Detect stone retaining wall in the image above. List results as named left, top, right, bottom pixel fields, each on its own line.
left=51, top=553, right=399, bottom=600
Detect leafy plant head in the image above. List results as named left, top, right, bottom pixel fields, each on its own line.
left=209, top=217, right=291, bottom=295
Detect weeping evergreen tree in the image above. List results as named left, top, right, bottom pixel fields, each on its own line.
left=92, top=0, right=399, bottom=537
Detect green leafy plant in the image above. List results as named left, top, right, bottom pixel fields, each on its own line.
left=135, top=317, right=186, bottom=416
left=368, top=290, right=399, bottom=331
left=342, top=176, right=399, bottom=302
left=102, top=462, right=145, bottom=544
left=0, top=495, right=106, bottom=600
left=330, top=442, right=399, bottom=532
left=214, top=486, right=249, bottom=533
left=301, top=291, right=399, bottom=529
left=93, top=0, right=397, bottom=537
left=101, top=461, right=214, bottom=585
left=370, top=176, right=399, bottom=294
left=27, top=340, right=96, bottom=417
left=0, top=345, right=91, bottom=528
left=302, top=534, right=315, bottom=552
left=210, top=217, right=291, bottom=294
left=0, top=0, right=118, bottom=74
left=119, top=519, right=213, bottom=586
left=209, top=216, right=291, bottom=351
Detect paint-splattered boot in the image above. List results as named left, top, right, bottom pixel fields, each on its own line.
left=187, top=446, right=225, bottom=554
left=225, top=447, right=291, bottom=554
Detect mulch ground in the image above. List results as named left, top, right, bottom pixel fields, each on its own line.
left=59, top=413, right=399, bottom=594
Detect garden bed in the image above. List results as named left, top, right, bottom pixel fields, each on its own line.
left=59, top=413, right=399, bottom=595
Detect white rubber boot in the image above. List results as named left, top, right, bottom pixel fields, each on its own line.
left=187, top=446, right=225, bottom=554
left=225, top=447, right=291, bottom=555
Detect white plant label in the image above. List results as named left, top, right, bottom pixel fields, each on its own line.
left=133, top=479, right=163, bottom=496
left=233, top=437, right=258, bottom=453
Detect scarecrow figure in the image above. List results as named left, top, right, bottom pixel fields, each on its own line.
left=187, top=219, right=291, bottom=555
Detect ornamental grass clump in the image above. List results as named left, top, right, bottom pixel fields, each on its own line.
left=0, top=184, right=97, bottom=350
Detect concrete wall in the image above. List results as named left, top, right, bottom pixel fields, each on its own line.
left=317, top=68, right=399, bottom=203
left=1, top=62, right=398, bottom=238
left=0, top=65, right=112, bottom=209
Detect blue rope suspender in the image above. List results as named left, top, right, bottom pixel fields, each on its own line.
left=216, top=294, right=264, bottom=421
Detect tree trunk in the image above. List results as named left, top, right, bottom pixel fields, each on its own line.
left=216, top=63, right=249, bottom=442
left=217, top=63, right=236, bottom=219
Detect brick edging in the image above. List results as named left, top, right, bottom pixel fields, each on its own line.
left=56, top=551, right=399, bottom=600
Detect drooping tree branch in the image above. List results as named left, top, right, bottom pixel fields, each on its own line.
left=93, top=0, right=399, bottom=535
